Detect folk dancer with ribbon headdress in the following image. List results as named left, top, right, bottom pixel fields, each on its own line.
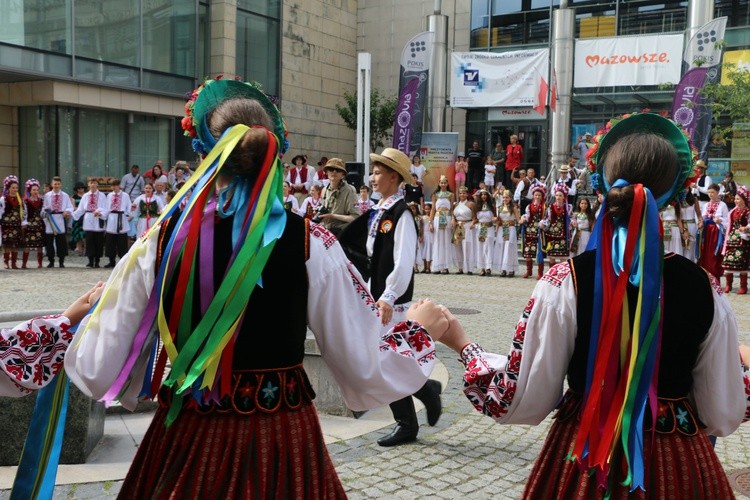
left=61, top=76, right=446, bottom=498
left=22, top=178, right=45, bottom=268
left=430, top=113, right=750, bottom=498
left=520, top=184, right=546, bottom=279
left=697, top=181, right=729, bottom=283
left=721, top=185, right=750, bottom=294
left=0, top=175, right=23, bottom=269
left=540, top=183, right=572, bottom=269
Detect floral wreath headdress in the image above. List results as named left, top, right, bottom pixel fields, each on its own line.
left=553, top=183, right=569, bottom=198
left=586, top=113, right=698, bottom=208
left=182, top=75, right=289, bottom=158
left=737, top=185, right=750, bottom=205
left=25, top=178, right=40, bottom=198
left=574, top=113, right=699, bottom=494
left=3, top=175, right=18, bottom=195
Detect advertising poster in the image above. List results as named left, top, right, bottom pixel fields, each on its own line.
left=574, top=34, right=683, bottom=88
left=450, top=49, right=549, bottom=109
left=419, top=132, right=458, bottom=199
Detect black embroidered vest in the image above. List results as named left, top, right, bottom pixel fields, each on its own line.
left=370, top=199, right=415, bottom=305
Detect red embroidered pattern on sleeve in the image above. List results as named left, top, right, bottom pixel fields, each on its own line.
left=0, top=316, right=71, bottom=389
left=707, top=271, right=724, bottom=296
left=541, top=261, right=571, bottom=288
left=309, top=222, right=337, bottom=249
left=462, top=296, right=535, bottom=420
left=348, top=263, right=378, bottom=313
left=379, top=321, right=437, bottom=367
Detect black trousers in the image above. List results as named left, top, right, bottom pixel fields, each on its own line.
left=105, top=233, right=128, bottom=260
left=503, top=169, right=515, bottom=191
left=388, top=381, right=433, bottom=427
left=44, top=233, right=68, bottom=261
left=85, top=231, right=105, bottom=261
left=468, top=167, right=483, bottom=191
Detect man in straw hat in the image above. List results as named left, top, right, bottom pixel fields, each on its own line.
left=339, top=147, right=443, bottom=447
left=556, top=163, right=578, bottom=206
left=692, top=159, right=712, bottom=212
left=318, top=157, right=359, bottom=236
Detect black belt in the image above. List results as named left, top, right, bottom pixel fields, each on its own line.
left=50, top=211, right=63, bottom=214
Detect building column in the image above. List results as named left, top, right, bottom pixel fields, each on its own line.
left=687, top=0, right=715, bottom=38
left=210, top=0, right=238, bottom=78
left=427, top=5, right=448, bottom=132
left=549, top=5, right=575, bottom=173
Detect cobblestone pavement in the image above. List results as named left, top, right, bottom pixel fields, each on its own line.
left=2, top=259, right=750, bottom=498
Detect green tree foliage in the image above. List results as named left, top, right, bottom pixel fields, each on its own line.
left=700, top=63, right=750, bottom=139
left=335, top=89, right=398, bottom=152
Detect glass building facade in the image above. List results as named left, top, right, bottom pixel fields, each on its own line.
left=466, top=0, right=750, bottom=173
left=0, top=0, right=282, bottom=191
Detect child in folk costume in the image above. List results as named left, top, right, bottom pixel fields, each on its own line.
left=299, top=184, right=323, bottom=220
left=1, top=176, right=24, bottom=269
left=429, top=175, right=454, bottom=274
left=72, top=178, right=108, bottom=268
left=681, top=190, right=701, bottom=262
left=22, top=179, right=45, bottom=268
left=483, top=156, right=496, bottom=191
left=659, top=201, right=684, bottom=256
left=408, top=202, right=423, bottom=273
left=570, top=197, right=595, bottom=256
left=282, top=180, right=300, bottom=214
left=419, top=201, right=433, bottom=273
left=452, top=186, right=476, bottom=275
left=454, top=153, right=468, bottom=189
left=521, top=185, right=546, bottom=279
left=130, top=183, right=165, bottom=238
left=722, top=185, right=750, bottom=294
left=494, top=190, right=520, bottom=276
left=540, top=183, right=572, bottom=269
left=472, top=189, right=496, bottom=276
left=697, top=183, right=729, bottom=280
left=355, top=184, right=375, bottom=214
left=103, top=179, right=131, bottom=268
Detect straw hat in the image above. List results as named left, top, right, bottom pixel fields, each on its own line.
left=369, top=148, right=413, bottom=185
left=323, top=157, right=346, bottom=173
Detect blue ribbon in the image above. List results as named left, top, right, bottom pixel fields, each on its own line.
left=44, top=209, right=63, bottom=235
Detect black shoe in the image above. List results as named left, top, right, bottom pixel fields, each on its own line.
left=377, top=423, right=418, bottom=447
left=104, top=261, right=115, bottom=268
left=94, top=260, right=101, bottom=268
left=86, top=261, right=93, bottom=268
left=466, top=271, right=473, bottom=275
left=47, top=261, right=54, bottom=268
left=58, top=260, right=65, bottom=268
left=416, top=379, right=443, bottom=426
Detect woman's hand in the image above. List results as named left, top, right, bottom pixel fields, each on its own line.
left=406, top=299, right=448, bottom=338
left=62, top=282, right=106, bottom=325
left=436, top=306, right=471, bottom=353
left=740, top=344, right=750, bottom=368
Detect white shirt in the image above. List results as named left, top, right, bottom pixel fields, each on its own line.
left=366, top=194, right=418, bottom=311
left=411, top=164, right=426, bottom=183
left=72, top=191, right=108, bottom=232
left=105, top=191, right=132, bottom=234
left=42, top=190, right=74, bottom=235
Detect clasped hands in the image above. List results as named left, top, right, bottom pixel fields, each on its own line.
left=406, top=299, right=470, bottom=353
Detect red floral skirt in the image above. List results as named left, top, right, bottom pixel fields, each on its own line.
left=118, top=402, right=346, bottom=499
left=523, top=393, right=735, bottom=499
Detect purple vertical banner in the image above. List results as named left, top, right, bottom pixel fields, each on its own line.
left=672, top=67, right=709, bottom=143
left=393, top=31, right=434, bottom=157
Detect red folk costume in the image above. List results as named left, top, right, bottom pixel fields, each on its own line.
left=698, top=199, right=729, bottom=279
left=1, top=176, right=23, bottom=250
left=522, top=196, right=544, bottom=259
left=23, top=179, right=45, bottom=250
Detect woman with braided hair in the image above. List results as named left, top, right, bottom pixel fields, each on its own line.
left=432, top=114, right=750, bottom=498
left=60, top=77, right=446, bottom=498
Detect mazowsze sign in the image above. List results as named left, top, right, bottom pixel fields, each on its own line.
left=574, top=34, right=683, bottom=88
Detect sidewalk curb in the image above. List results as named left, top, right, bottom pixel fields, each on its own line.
left=0, top=310, right=64, bottom=323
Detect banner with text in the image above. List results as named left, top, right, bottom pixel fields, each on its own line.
left=450, top=49, right=550, bottom=109
left=420, top=132, right=459, bottom=199
left=393, top=31, right=434, bottom=157
left=574, top=34, right=683, bottom=88
left=672, top=17, right=726, bottom=161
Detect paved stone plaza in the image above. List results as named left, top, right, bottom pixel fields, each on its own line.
left=2, top=255, right=750, bottom=498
